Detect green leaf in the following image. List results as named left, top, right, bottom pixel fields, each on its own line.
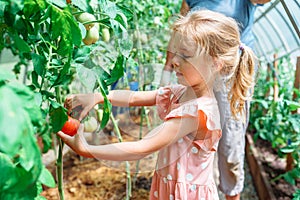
left=115, top=12, right=128, bottom=30
left=72, top=0, right=89, bottom=12
left=103, top=1, right=117, bottom=19
left=286, top=100, right=300, bottom=111
left=49, top=104, right=68, bottom=132
left=32, top=53, right=47, bottom=76
left=38, top=166, right=55, bottom=188
left=252, top=99, right=268, bottom=109
left=0, top=69, right=15, bottom=82
left=0, top=87, right=26, bottom=155
left=0, top=153, right=18, bottom=191
left=31, top=71, right=40, bottom=88
left=18, top=129, right=42, bottom=173
left=283, top=171, right=296, bottom=185
left=12, top=33, right=31, bottom=53
left=4, top=3, right=16, bottom=26
left=50, top=6, right=78, bottom=56
left=101, top=97, right=112, bottom=129
left=106, top=54, right=125, bottom=85
left=77, top=64, right=97, bottom=92
left=67, top=13, right=82, bottom=47
left=116, top=4, right=133, bottom=19
left=280, top=145, right=295, bottom=153
left=23, top=0, right=46, bottom=19
left=8, top=82, right=43, bottom=126
left=49, top=0, right=67, bottom=8
left=51, top=62, right=72, bottom=87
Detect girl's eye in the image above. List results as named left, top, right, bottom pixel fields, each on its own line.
left=177, top=53, right=192, bottom=59
left=182, top=54, right=192, bottom=59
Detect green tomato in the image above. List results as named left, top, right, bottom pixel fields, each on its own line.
left=101, top=28, right=110, bottom=42
left=84, top=116, right=98, bottom=133
left=83, top=26, right=99, bottom=45
left=77, top=12, right=96, bottom=30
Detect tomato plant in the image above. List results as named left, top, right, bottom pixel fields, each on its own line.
left=0, top=0, right=133, bottom=199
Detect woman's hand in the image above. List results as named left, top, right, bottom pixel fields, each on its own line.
left=57, top=124, right=93, bottom=158
left=64, top=93, right=101, bottom=121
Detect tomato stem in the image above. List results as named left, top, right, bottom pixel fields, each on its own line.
left=110, top=113, right=132, bottom=199
left=55, top=87, right=65, bottom=200
left=57, top=138, right=65, bottom=200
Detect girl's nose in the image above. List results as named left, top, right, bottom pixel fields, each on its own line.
left=171, top=54, right=180, bottom=69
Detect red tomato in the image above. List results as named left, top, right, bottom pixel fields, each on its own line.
left=61, top=116, right=80, bottom=136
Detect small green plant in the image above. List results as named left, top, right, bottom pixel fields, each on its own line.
left=293, top=189, right=300, bottom=200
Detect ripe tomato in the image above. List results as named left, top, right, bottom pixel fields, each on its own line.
left=61, top=116, right=80, bottom=136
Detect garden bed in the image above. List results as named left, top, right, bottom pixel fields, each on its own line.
left=246, top=132, right=300, bottom=200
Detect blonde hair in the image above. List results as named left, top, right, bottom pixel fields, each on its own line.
left=172, top=10, right=256, bottom=119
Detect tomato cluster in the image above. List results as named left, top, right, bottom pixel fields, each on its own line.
left=76, top=13, right=100, bottom=45
left=75, top=12, right=110, bottom=45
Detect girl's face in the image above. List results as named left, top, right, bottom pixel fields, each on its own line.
left=169, top=33, right=215, bottom=87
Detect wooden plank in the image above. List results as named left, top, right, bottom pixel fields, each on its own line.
left=286, top=56, right=300, bottom=171
left=245, top=133, right=277, bottom=200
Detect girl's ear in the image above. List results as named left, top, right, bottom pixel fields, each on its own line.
left=213, top=59, right=223, bottom=72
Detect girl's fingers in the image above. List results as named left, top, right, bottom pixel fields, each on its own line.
left=57, top=131, right=71, bottom=143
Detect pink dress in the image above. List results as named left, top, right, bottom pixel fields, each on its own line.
left=150, top=85, right=222, bottom=200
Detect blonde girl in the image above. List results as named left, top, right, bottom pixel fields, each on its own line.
left=58, top=10, right=256, bottom=199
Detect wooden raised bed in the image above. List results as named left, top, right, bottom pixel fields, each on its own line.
left=245, top=132, right=277, bottom=200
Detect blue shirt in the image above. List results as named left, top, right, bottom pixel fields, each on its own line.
left=186, top=0, right=256, bottom=48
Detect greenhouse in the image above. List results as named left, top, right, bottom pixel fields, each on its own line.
left=0, top=0, right=299, bottom=200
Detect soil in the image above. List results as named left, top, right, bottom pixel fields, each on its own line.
left=250, top=133, right=300, bottom=200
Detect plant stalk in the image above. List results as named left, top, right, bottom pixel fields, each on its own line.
left=56, top=138, right=64, bottom=200
left=55, top=87, right=65, bottom=200
left=110, top=113, right=131, bottom=199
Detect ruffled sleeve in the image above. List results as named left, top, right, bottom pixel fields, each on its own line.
left=156, top=85, right=187, bottom=120
left=162, top=96, right=222, bottom=152
left=194, top=98, right=222, bottom=151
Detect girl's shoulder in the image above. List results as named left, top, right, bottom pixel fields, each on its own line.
left=163, top=94, right=221, bottom=130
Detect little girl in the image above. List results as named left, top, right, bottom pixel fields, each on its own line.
left=58, top=10, right=256, bottom=199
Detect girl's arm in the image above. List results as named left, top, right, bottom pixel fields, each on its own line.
left=65, top=90, right=158, bottom=120
left=57, top=116, right=199, bottom=161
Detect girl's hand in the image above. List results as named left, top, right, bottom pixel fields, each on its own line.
left=64, top=93, right=101, bottom=121
left=57, top=124, right=93, bottom=158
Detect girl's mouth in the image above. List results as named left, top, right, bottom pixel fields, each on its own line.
left=176, top=72, right=183, bottom=77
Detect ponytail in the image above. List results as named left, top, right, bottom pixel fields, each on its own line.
left=228, top=45, right=256, bottom=120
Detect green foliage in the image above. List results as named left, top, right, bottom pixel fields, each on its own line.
left=293, top=189, right=300, bottom=200
left=250, top=55, right=300, bottom=189
left=0, top=0, right=133, bottom=198
left=0, top=70, right=55, bottom=199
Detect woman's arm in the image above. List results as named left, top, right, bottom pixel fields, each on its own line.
left=180, top=0, right=190, bottom=16
left=250, top=0, right=271, bottom=5
left=57, top=116, right=199, bottom=161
